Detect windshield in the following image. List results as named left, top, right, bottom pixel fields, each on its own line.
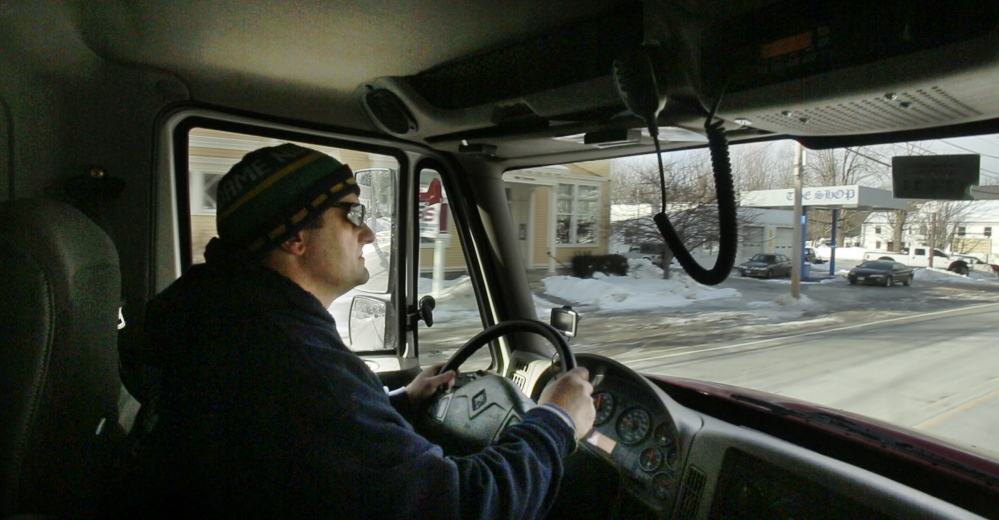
left=494, top=135, right=999, bottom=459
left=858, top=261, right=894, bottom=270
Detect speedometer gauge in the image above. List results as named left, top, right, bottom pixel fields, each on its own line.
left=615, top=408, right=651, bottom=445
left=592, top=392, right=616, bottom=425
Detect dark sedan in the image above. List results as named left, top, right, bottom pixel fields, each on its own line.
left=738, top=253, right=792, bottom=279
left=848, top=261, right=915, bottom=287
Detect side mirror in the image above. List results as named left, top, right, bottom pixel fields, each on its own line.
left=349, top=296, right=388, bottom=349
left=550, top=305, right=579, bottom=338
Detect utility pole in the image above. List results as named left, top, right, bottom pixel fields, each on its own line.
left=791, top=142, right=804, bottom=299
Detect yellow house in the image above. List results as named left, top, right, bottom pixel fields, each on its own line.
left=503, top=163, right=612, bottom=273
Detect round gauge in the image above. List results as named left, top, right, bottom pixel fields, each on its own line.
left=651, top=471, right=676, bottom=501
left=615, top=408, right=651, bottom=445
left=592, top=392, right=616, bottom=425
left=653, top=423, right=678, bottom=468
left=639, top=447, right=662, bottom=472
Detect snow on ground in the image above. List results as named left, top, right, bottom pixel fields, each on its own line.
left=331, top=257, right=999, bottom=341
left=414, top=276, right=571, bottom=320
left=541, top=259, right=740, bottom=312
left=746, top=293, right=825, bottom=318
left=917, top=267, right=996, bottom=284
left=417, top=276, right=479, bottom=321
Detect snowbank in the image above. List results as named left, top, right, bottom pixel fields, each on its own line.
left=747, top=293, right=825, bottom=319
left=915, top=268, right=997, bottom=285
left=541, top=259, right=740, bottom=312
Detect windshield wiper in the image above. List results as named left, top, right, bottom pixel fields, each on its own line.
left=730, top=394, right=999, bottom=488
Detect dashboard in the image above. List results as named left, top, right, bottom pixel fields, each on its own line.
left=583, top=374, right=682, bottom=511
left=528, top=353, right=990, bottom=520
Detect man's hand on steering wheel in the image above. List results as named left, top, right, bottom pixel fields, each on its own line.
left=538, top=367, right=596, bottom=440
left=419, top=319, right=584, bottom=454
left=405, top=362, right=458, bottom=405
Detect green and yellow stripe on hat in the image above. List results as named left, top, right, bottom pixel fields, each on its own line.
left=216, top=143, right=360, bottom=253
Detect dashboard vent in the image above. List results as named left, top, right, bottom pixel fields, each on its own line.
left=674, top=466, right=706, bottom=520
left=511, top=359, right=531, bottom=390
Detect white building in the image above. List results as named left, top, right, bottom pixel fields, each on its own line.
left=860, top=201, right=999, bottom=261
left=609, top=204, right=794, bottom=263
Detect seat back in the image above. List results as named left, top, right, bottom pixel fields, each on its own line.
left=0, top=198, right=123, bottom=518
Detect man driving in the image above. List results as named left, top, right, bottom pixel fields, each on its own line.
left=129, top=143, right=596, bottom=519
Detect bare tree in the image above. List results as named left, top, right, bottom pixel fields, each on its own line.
left=804, top=147, right=889, bottom=245
left=882, top=200, right=925, bottom=251
left=612, top=153, right=755, bottom=278
left=732, top=141, right=796, bottom=191
left=920, top=201, right=980, bottom=255
left=877, top=142, right=933, bottom=250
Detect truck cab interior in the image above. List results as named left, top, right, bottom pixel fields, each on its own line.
left=3, top=0, right=999, bottom=518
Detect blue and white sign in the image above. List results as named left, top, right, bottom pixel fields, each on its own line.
left=741, top=185, right=908, bottom=211
left=787, top=187, right=857, bottom=202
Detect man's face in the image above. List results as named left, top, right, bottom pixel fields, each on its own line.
left=300, top=193, right=375, bottom=299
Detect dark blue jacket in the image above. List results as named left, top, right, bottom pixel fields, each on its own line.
left=132, top=241, right=575, bottom=519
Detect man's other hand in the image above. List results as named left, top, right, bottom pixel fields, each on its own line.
left=405, top=362, right=457, bottom=405
left=538, top=367, right=596, bottom=440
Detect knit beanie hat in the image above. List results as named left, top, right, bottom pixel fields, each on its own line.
left=215, top=143, right=359, bottom=253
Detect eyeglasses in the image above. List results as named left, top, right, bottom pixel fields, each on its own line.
left=332, top=202, right=366, bottom=228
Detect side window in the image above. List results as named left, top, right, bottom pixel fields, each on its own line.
left=415, top=169, right=489, bottom=371
left=186, top=127, right=399, bottom=353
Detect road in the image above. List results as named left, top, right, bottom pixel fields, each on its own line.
left=609, top=302, right=999, bottom=457
left=419, top=275, right=999, bottom=457
left=420, top=277, right=999, bottom=458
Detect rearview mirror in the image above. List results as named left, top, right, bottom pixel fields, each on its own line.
left=349, top=296, right=388, bottom=350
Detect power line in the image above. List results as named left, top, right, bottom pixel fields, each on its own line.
left=843, top=147, right=891, bottom=167
left=939, top=138, right=999, bottom=161
left=933, top=140, right=999, bottom=182
left=860, top=140, right=999, bottom=183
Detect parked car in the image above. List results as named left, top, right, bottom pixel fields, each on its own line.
left=862, top=247, right=949, bottom=268
left=738, top=254, right=792, bottom=278
left=848, top=261, right=915, bottom=287
left=624, top=242, right=665, bottom=267
left=804, top=247, right=826, bottom=264
left=950, top=253, right=999, bottom=275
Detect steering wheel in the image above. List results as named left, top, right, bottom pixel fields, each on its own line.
left=418, top=319, right=576, bottom=455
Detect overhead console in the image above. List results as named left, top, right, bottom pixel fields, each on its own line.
left=359, top=0, right=999, bottom=159
left=357, top=3, right=643, bottom=143
left=702, top=0, right=999, bottom=95
left=693, top=0, right=999, bottom=137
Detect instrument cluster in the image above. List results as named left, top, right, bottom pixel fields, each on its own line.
left=585, top=385, right=681, bottom=509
